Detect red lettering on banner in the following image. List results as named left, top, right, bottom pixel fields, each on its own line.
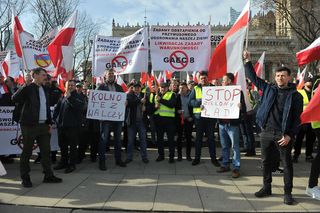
left=205, top=88, right=213, bottom=101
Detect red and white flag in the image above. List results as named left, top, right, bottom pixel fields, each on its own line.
left=116, top=75, right=128, bottom=92
left=297, top=66, right=307, bottom=90
left=252, top=51, right=265, bottom=90
left=192, top=71, right=199, bottom=83
left=165, top=70, right=173, bottom=80
left=15, top=70, right=25, bottom=85
left=57, top=74, right=65, bottom=93
left=0, top=83, right=9, bottom=94
left=254, top=51, right=265, bottom=79
left=1, top=50, right=20, bottom=79
left=208, top=1, right=250, bottom=80
left=48, top=11, right=77, bottom=77
left=140, top=72, right=148, bottom=84
left=12, top=9, right=23, bottom=58
left=296, top=37, right=320, bottom=66
left=301, top=82, right=320, bottom=124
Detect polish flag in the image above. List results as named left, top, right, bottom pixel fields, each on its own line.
left=165, top=70, right=173, bottom=80
left=192, top=71, right=199, bottom=83
left=157, top=72, right=164, bottom=84
left=254, top=51, right=265, bottom=79
left=12, top=9, right=24, bottom=58
left=57, top=74, right=65, bottom=93
left=140, top=72, right=148, bottom=84
left=147, top=75, right=153, bottom=89
left=208, top=1, right=250, bottom=80
left=15, top=70, right=25, bottom=85
left=1, top=51, right=10, bottom=78
left=48, top=11, right=77, bottom=77
left=296, top=37, right=320, bottom=66
left=116, top=75, right=128, bottom=92
left=0, top=83, right=9, bottom=94
left=1, top=50, right=20, bottom=79
left=186, top=72, right=192, bottom=82
left=301, top=84, right=320, bottom=124
left=297, top=66, right=307, bottom=90
left=252, top=51, right=265, bottom=90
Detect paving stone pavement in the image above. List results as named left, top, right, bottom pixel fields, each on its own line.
left=0, top=147, right=319, bottom=212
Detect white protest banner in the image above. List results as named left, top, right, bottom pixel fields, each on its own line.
left=201, top=85, right=241, bottom=119
left=150, top=25, right=211, bottom=71
left=19, top=28, right=57, bottom=73
left=86, top=90, right=126, bottom=121
left=0, top=106, right=59, bottom=155
left=93, top=28, right=148, bottom=77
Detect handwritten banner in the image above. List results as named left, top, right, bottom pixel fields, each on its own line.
left=201, top=86, right=241, bottom=119
left=86, top=90, right=126, bottom=121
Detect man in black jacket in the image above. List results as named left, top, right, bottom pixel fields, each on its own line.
left=125, top=83, right=149, bottom=163
left=97, top=68, right=126, bottom=170
left=53, top=80, right=85, bottom=173
left=243, top=51, right=303, bottom=205
left=12, top=68, right=62, bottom=188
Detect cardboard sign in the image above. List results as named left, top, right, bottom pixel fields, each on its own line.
left=201, top=86, right=241, bottom=119
left=86, top=90, right=126, bottom=121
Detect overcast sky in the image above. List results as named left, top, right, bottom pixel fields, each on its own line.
left=79, top=0, right=260, bottom=35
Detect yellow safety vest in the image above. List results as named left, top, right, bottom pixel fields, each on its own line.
left=193, top=86, right=202, bottom=114
left=155, top=91, right=175, bottom=117
left=298, top=89, right=309, bottom=110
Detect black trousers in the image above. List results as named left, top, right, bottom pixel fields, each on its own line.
left=309, top=128, right=320, bottom=188
left=58, top=128, right=79, bottom=167
left=20, top=124, right=53, bottom=179
left=260, top=129, right=293, bottom=194
left=155, top=116, right=176, bottom=159
left=294, top=123, right=316, bottom=157
left=176, top=118, right=193, bottom=157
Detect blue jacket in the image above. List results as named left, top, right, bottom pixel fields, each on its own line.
left=244, top=61, right=303, bottom=138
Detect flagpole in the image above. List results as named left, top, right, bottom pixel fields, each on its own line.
left=245, top=0, right=250, bottom=50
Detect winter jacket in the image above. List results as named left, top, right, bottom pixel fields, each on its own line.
left=244, top=61, right=303, bottom=138
left=12, top=83, right=52, bottom=125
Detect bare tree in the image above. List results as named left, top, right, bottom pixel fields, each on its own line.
left=256, top=0, right=319, bottom=70
left=0, top=0, right=26, bottom=51
left=73, top=11, right=101, bottom=80
left=31, top=0, right=79, bottom=38
left=256, top=0, right=320, bottom=46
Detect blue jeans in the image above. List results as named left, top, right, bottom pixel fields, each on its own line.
left=99, top=121, right=123, bottom=162
left=127, top=120, right=148, bottom=160
left=219, top=123, right=240, bottom=170
left=194, top=117, right=217, bottom=160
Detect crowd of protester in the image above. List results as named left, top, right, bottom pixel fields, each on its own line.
left=0, top=51, right=319, bottom=204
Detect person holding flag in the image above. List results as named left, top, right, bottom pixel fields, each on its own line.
left=243, top=50, right=303, bottom=205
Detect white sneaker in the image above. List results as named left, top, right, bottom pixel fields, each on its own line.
left=306, top=186, right=320, bottom=200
